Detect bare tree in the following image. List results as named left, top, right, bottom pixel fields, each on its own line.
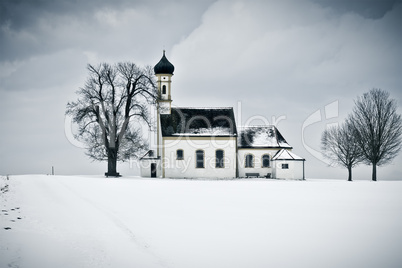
left=66, top=63, right=157, bottom=177
left=321, top=121, right=363, bottom=181
left=349, top=88, right=402, bottom=181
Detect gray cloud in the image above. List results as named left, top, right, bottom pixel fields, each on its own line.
left=312, top=0, right=401, bottom=19
left=0, top=0, right=215, bottom=62
left=172, top=0, right=401, bottom=101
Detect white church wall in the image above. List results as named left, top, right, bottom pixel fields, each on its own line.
left=274, top=160, right=305, bottom=180
left=163, top=137, right=237, bottom=178
left=237, top=148, right=279, bottom=178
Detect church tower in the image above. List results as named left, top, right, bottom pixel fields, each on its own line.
left=154, top=50, right=174, bottom=114
left=154, top=50, right=174, bottom=159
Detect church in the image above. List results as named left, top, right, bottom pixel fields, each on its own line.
left=140, top=51, right=305, bottom=179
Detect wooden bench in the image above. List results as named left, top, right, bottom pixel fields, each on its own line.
left=246, top=173, right=260, bottom=178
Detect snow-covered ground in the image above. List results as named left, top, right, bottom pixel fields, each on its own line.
left=1, top=175, right=401, bottom=268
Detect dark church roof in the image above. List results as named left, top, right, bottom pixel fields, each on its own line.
left=160, top=107, right=237, bottom=137
left=154, top=50, right=175, bottom=75
left=238, top=126, right=292, bottom=148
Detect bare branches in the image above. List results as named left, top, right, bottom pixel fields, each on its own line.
left=321, top=89, right=402, bottom=181
left=66, top=62, right=157, bottom=175
left=321, top=121, right=363, bottom=181
left=349, top=88, right=402, bottom=181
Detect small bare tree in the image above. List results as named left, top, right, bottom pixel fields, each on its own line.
left=66, top=63, right=157, bottom=177
left=321, top=121, right=363, bottom=181
left=349, top=88, right=402, bottom=181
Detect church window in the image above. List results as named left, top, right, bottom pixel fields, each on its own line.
left=162, top=85, right=167, bottom=94
left=245, top=154, right=254, bottom=168
left=177, top=149, right=183, bottom=160
left=196, top=150, right=204, bottom=168
left=262, top=154, right=270, bottom=168
left=282, top=163, right=289, bottom=169
left=216, top=150, right=224, bottom=168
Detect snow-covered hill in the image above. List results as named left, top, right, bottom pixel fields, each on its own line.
left=1, top=175, right=401, bottom=268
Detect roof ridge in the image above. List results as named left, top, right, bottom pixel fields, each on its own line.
left=173, top=107, right=234, bottom=110
left=237, top=125, right=276, bottom=128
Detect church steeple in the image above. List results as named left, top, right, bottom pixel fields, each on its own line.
left=154, top=50, right=174, bottom=114
left=154, top=50, right=174, bottom=75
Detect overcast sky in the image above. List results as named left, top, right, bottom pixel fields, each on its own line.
left=0, top=0, right=401, bottom=179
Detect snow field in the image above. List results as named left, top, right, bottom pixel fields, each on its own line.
left=1, top=175, right=402, bottom=268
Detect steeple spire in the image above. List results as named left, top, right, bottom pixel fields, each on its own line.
left=154, top=50, right=174, bottom=116
left=154, top=50, right=174, bottom=75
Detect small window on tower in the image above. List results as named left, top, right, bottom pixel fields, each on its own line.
left=162, top=85, right=166, bottom=94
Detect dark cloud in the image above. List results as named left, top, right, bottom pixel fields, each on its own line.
left=1, top=0, right=93, bottom=42
left=0, top=0, right=138, bottom=29
left=0, top=0, right=115, bottom=61
left=312, top=0, right=402, bottom=19
left=0, top=0, right=215, bottom=62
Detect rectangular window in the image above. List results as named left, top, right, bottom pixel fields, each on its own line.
left=196, top=150, right=204, bottom=168
left=262, top=155, right=270, bottom=168
left=177, top=149, right=183, bottom=160
left=245, top=155, right=254, bottom=168
left=282, top=163, right=289, bottom=169
left=216, top=150, right=224, bottom=168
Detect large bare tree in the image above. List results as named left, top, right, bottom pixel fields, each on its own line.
left=66, top=63, right=157, bottom=176
left=321, top=121, right=363, bottom=181
left=349, top=88, right=402, bottom=181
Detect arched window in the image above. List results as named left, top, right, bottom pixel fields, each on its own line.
left=196, top=150, right=204, bottom=168
left=176, top=149, right=183, bottom=160
left=262, top=154, right=270, bottom=168
left=245, top=154, right=254, bottom=168
left=216, top=149, right=224, bottom=168
left=162, top=85, right=167, bottom=94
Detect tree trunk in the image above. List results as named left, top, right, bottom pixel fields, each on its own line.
left=347, top=166, right=352, bottom=181
left=105, top=147, right=120, bottom=177
left=372, top=163, right=377, bottom=181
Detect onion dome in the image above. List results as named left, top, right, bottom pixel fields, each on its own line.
left=154, top=50, right=174, bottom=75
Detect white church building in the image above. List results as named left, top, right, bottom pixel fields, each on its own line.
left=140, top=51, right=305, bottom=179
